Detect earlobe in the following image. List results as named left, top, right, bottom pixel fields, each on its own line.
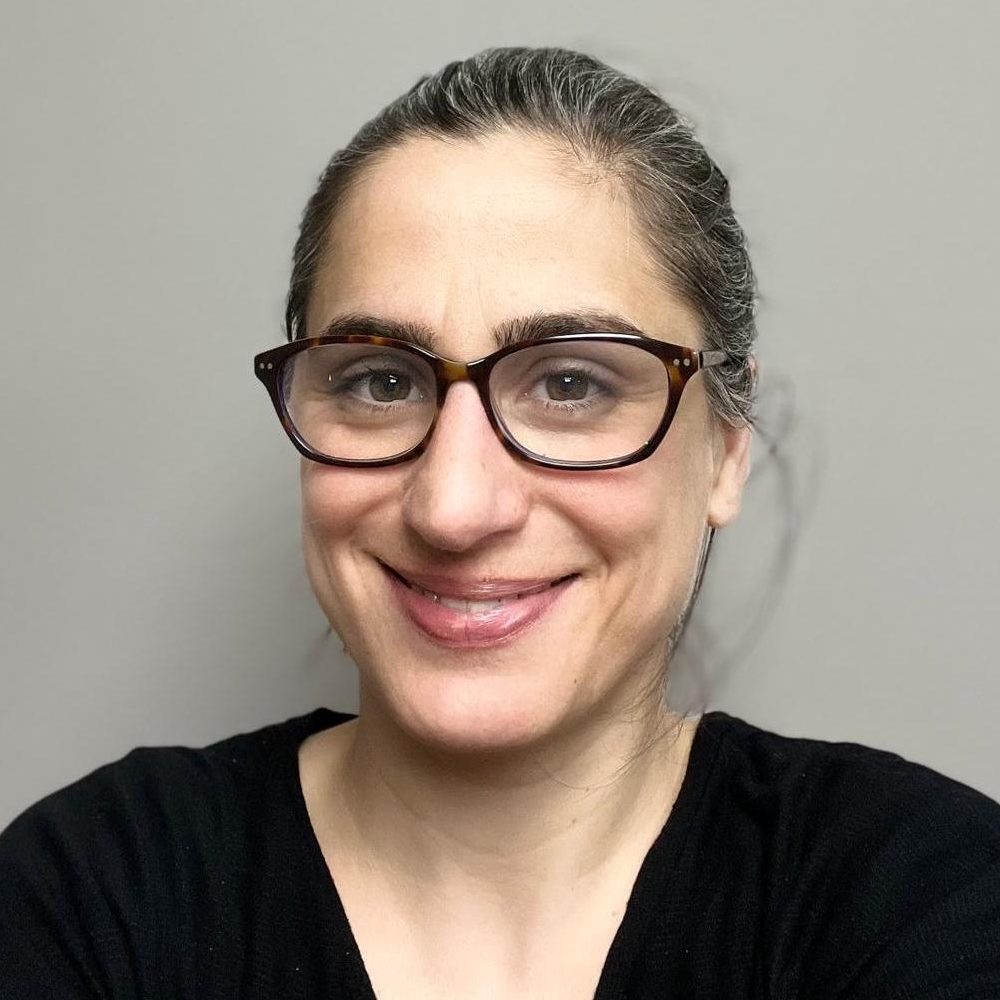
left=707, top=422, right=752, bottom=529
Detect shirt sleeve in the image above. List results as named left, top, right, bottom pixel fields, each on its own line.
left=793, top=756, right=1000, bottom=999
left=0, top=757, right=159, bottom=1000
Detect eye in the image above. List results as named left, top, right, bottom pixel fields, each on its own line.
left=328, top=355, right=431, bottom=407
left=356, top=368, right=414, bottom=402
left=543, top=369, right=596, bottom=402
left=523, top=362, right=613, bottom=411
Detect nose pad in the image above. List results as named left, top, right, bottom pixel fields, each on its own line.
left=401, top=382, right=529, bottom=552
left=417, top=380, right=500, bottom=469
left=435, top=358, right=475, bottom=409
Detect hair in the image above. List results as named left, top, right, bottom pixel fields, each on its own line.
left=284, top=46, right=757, bottom=430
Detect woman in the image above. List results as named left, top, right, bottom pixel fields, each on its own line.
left=2, top=47, right=998, bottom=999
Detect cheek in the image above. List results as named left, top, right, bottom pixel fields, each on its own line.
left=301, top=462, right=393, bottom=533
left=301, top=468, right=348, bottom=564
left=299, top=463, right=399, bottom=587
left=561, top=436, right=713, bottom=616
left=569, top=439, right=710, bottom=551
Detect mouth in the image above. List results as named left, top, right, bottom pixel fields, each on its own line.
left=378, top=560, right=579, bottom=648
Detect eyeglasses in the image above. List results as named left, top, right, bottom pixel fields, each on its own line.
left=253, top=333, right=728, bottom=471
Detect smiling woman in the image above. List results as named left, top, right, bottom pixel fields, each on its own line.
left=284, top=127, right=749, bottom=768
left=2, top=46, right=1000, bottom=1000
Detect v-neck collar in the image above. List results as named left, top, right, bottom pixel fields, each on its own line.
left=281, top=708, right=726, bottom=999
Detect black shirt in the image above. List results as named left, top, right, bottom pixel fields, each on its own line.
left=2, top=708, right=999, bottom=998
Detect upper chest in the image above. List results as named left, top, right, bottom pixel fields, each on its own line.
left=328, top=858, right=630, bottom=1000
left=294, top=724, right=691, bottom=1000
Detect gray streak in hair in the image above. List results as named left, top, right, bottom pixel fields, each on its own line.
left=285, top=46, right=758, bottom=429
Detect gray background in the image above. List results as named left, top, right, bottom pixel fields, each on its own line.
left=2, top=0, right=998, bottom=828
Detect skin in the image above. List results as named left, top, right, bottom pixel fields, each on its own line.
left=296, top=130, right=752, bottom=998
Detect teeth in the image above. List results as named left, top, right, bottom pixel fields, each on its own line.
left=405, top=577, right=566, bottom=610
left=438, top=597, right=506, bottom=613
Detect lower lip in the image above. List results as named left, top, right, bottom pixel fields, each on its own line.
left=382, top=565, right=576, bottom=648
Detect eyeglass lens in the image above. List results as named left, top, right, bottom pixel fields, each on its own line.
left=281, top=341, right=672, bottom=464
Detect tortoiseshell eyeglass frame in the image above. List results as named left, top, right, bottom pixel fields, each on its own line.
left=253, top=332, right=729, bottom=471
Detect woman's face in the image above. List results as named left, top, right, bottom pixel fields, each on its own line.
left=301, top=131, right=750, bottom=752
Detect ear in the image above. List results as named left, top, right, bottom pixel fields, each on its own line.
left=707, top=419, right=752, bottom=529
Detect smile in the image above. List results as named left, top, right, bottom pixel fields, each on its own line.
left=404, top=577, right=564, bottom=612
left=378, top=561, right=578, bottom=648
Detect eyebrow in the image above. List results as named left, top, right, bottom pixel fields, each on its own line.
left=314, top=310, right=650, bottom=352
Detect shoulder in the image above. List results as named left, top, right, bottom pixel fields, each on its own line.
left=2, top=707, right=350, bottom=854
left=698, top=712, right=1000, bottom=997
left=700, top=709, right=1000, bottom=844
left=0, top=707, right=353, bottom=994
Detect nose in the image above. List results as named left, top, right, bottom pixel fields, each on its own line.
left=400, top=382, right=530, bottom=553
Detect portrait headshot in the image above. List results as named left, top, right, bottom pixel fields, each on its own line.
left=1, top=2, right=999, bottom=997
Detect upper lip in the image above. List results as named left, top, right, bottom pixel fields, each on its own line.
left=380, top=560, right=576, bottom=600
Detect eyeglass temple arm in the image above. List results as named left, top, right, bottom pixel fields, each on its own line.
left=698, top=350, right=729, bottom=369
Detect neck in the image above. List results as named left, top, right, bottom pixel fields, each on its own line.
left=327, top=690, right=699, bottom=915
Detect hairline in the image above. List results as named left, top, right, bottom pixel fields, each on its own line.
left=300, top=127, right=699, bottom=348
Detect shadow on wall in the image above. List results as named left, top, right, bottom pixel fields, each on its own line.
left=668, top=368, right=826, bottom=716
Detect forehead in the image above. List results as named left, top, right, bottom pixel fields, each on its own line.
left=306, top=131, right=699, bottom=348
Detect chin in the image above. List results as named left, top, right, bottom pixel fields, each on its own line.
left=369, top=666, right=580, bottom=756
